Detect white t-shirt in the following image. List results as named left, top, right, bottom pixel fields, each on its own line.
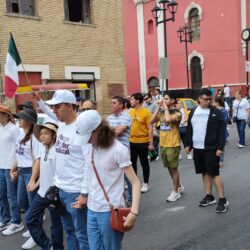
left=0, top=122, right=19, bottom=169
left=191, top=106, right=210, bottom=149
left=224, top=86, right=230, bottom=98
left=53, top=121, right=86, bottom=193
left=15, top=131, right=42, bottom=168
left=81, top=139, right=132, bottom=212
left=38, top=145, right=56, bottom=198
left=233, top=98, right=249, bottom=120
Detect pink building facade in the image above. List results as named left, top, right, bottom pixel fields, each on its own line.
left=123, top=0, right=250, bottom=95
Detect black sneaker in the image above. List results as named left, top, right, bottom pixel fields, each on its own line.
left=216, top=198, right=229, bottom=213
left=198, top=195, right=217, bottom=207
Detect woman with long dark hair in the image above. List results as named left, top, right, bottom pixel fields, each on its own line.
left=72, top=110, right=141, bottom=250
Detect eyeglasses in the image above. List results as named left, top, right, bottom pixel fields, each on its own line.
left=201, top=97, right=212, bottom=102
left=80, top=108, right=92, bottom=112
left=144, top=98, right=149, bottom=101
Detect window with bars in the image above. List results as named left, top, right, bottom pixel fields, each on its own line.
left=191, top=56, right=202, bottom=89
left=64, top=0, right=92, bottom=24
left=189, top=8, right=200, bottom=41
left=6, top=0, right=36, bottom=16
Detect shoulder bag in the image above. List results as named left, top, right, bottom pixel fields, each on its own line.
left=91, top=148, right=133, bottom=233
left=233, top=99, right=242, bottom=123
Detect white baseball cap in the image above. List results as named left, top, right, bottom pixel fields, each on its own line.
left=45, top=90, right=76, bottom=105
left=75, top=110, right=102, bottom=146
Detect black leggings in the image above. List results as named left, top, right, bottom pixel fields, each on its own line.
left=130, top=142, right=150, bottom=183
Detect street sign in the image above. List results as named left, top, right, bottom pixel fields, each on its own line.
left=159, top=57, right=169, bottom=79
left=246, top=61, right=250, bottom=72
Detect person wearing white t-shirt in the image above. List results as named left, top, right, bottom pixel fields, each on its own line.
left=233, top=91, right=249, bottom=148
left=0, top=106, right=20, bottom=231
left=186, top=88, right=228, bottom=214
left=72, top=110, right=141, bottom=250
left=25, top=122, right=64, bottom=250
left=5, top=108, right=41, bottom=250
left=223, top=84, right=230, bottom=103
left=33, top=90, right=89, bottom=250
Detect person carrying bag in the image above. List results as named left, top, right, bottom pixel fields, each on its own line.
left=72, top=110, right=141, bottom=250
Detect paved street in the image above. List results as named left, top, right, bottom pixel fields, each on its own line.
left=1, top=125, right=250, bottom=250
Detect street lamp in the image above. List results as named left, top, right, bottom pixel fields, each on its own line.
left=151, top=0, right=178, bottom=91
left=177, top=24, right=193, bottom=89
left=241, top=28, right=250, bottom=92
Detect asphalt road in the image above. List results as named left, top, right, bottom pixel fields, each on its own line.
left=1, top=125, right=250, bottom=250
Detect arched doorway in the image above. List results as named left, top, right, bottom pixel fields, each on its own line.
left=148, top=77, right=159, bottom=93
left=191, top=56, right=202, bottom=89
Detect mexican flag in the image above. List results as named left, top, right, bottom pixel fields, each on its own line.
left=5, top=33, right=22, bottom=98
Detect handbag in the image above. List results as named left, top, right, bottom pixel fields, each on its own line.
left=44, top=186, right=61, bottom=208
left=91, top=148, right=133, bottom=233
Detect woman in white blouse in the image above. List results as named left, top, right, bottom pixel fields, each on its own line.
left=72, top=110, right=141, bottom=250
left=6, top=108, right=41, bottom=249
left=0, top=106, right=20, bottom=231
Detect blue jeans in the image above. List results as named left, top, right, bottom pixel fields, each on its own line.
left=0, top=169, right=21, bottom=224
left=87, top=209, right=124, bottom=250
left=59, top=190, right=89, bottom=250
left=236, top=120, right=246, bottom=145
left=17, top=168, right=37, bottom=211
left=26, top=193, right=64, bottom=250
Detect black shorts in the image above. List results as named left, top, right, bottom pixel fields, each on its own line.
left=193, top=149, right=220, bottom=176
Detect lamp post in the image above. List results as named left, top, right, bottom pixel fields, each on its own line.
left=241, top=28, right=250, bottom=92
left=177, top=24, right=193, bottom=89
left=151, top=0, right=178, bottom=91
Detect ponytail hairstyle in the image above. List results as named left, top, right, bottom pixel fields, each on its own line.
left=95, top=120, right=115, bottom=148
left=21, top=124, right=34, bottom=145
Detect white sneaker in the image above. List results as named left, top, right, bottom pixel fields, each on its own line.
left=178, top=184, right=185, bottom=194
left=166, top=191, right=181, bottom=202
left=22, top=230, right=31, bottom=238
left=2, top=223, right=24, bottom=236
left=238, top=144, right=246, bottom=148
left=0, top=222, right=10, bottom=231
left=179, top=154, right=183, bottom=160
left=141, top=183, right=150, bottom=193
left=155, top=156, right=159, bottom=161
left=22, top=237, right=37, bottom=249
left=187, top=153, right=193, bottom=160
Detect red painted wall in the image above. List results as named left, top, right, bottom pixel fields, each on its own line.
left=122, top=0, right=141, bottom=95
left=168, top=0, right=244, bottom=88
left=123, top=0, right=248, bottom=92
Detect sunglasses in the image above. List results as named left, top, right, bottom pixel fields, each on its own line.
left=81, top=108, right=92, bottom=112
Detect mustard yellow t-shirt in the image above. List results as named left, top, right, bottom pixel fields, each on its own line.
left=129, top=107, right=152, bottom=143
left=158, top=109, right=182, bottom=147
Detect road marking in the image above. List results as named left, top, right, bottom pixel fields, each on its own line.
left=166, top=206, right=186, bottom=212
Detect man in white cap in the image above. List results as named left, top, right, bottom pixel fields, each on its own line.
left=34, top=90, right=89, bottom=250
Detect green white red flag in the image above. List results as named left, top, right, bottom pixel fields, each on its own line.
left=5, top=33, right=22, bottom=98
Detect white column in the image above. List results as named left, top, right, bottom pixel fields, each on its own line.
left=241, top=0, right=247, bottom=55
left=135, top=2, right=147, bottom=93
left=156, top=1, right=166, bottom=91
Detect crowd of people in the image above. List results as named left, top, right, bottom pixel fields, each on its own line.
left=0, top=85, right=249, bottom=250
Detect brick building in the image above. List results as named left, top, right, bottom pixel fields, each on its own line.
left=123, top=0, right=250, bottom=96
left=0, top=0, right=127, bottom=113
